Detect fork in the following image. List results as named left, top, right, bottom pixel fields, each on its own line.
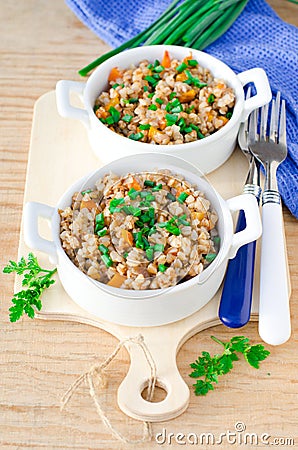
left=248, top=92, right=291, bottom=345
left=219, top=87, right=262, bottom=328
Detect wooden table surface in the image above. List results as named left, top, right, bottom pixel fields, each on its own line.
left=1, top=1, right=297, bottom=449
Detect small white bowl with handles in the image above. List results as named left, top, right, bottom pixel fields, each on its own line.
left=56, top=45, right=271, bottom=173
left=23, top=153, right=262, bottom=327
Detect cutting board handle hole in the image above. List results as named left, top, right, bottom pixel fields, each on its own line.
left=141, top=379, right=168, bottom=403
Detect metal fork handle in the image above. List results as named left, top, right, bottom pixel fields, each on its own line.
left=258, top=202, right=291, bottom=345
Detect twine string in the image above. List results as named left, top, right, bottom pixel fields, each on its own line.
left=60, top=334, right=156, bottom=444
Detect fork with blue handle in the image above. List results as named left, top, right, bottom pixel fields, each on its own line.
left=219, top=87, right=262, bottom=329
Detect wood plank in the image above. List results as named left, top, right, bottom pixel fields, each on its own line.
left=1, top=1, right=297, bottom=448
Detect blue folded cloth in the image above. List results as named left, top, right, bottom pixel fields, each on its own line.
left=66, top=0, right=298, bottom=218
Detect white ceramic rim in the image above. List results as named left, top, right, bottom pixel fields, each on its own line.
left=84, top=45, right=245, bottom=150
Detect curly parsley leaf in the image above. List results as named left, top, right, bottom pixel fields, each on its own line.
left=189, top=335, right=270, bottom=396
left=3, top=253, right=57, bottom=322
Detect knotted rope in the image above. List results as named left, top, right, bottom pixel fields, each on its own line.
left=61, top=334, right=156, bottom=444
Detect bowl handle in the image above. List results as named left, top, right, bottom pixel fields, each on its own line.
left=226, top=194, right=262, bottom=259
left=237, top=68, right=272, bottom=121
left=24, top=202, right=58, bottom=264
left=56, top=80, right=89, bottom=128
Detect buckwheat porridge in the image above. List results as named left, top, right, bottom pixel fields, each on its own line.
left=59, top=170, right=219, bottom=290
left=94, top=51, right=235, bottom=145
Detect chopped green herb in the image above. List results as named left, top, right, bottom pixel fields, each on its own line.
left=153, top=65, right=164, bottom=73
left=148, top=104, right=158, bottom=111
left=128, top=97, right=139, bottom=104
left=123, top=251, right=128, bottom=259
left=213, top=236, right=221, bottom=245
left=205, top=253, right=217, bottom=263
left=166, top=192, right=176, bottom=202
left=144, top=180, right=156, bottom=188
left=98, top=244, right=109, bottom=254
left=128, top=188, right=140, bottom=199
left=207, top=93, right=215, bottom=104
left=154, top=244, right=164, bottom=252
left=155, top=97, right=164, bottom=105
left=226, top=111, right=233, bottom=119
left=184, top=126, right=193, bottom=133
left=106, top=116, right=115, bottom=125
left=165, top=113, right=179, bottom=126
left=122, top=114, right=133, bottom=123
left=129, top=132, right=144, bottom=141
left=109, top=106, right=120, bottom=123
left=185, top=105, right=195, bottom=113
left=152, top=183, right=162, bottom=192
left=176, top=62, right=188, bottom=73
left=112, top=83, right=119, bottom=89
left=139, top=124, right=151, bottom=130
left=97, top=227, right=108, bottom=237
left=146, top=247, right=154, bottom=261
left=154, top=59, right=160, bottom=67
left=177, top=192, right=189, bottom=203
left=158, top=264, right=167, bottom=273
left=121, top=205, right=141, bottom=217
left=190, top=123, right=205, bottom=139
left=81, top=189, right=92, bottom=195
left=184, top=70, right=207, bottom=88
left=148, top=226, right=157, bottom=236
left=143, top=85, right=149, bottom=92
left=145, top=75, right=158, bottom=86
left=171, top=105, right=183, bottom=113
left=147, top=63, right=154, bottom=70
left=96, top=212, right=105, bottom=224
left=101, top=253, right=113, bottom=268
left=169, top=92, right=177, bottom=100
left=188, top=59, right=198, bottom=66
left=148, top=92, right=155, bottom=98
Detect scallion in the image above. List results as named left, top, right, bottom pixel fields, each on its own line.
left=101, top=253, right=113, bottom=267
left=129, top=132, right=144, bottom=141
left=139, top=123, right=151, bottom=130
left=177, top=192, right=189, bottom=203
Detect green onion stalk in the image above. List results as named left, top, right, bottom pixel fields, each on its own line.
left=79, top=0, right=251, bottom=76
left=79, top=0, right=297, bottom=76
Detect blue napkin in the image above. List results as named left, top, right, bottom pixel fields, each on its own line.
left=66, top=0, right=298, bottom=218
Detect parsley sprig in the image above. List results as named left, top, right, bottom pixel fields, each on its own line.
left=189, top=335, right=270, bottom=396
left=3, top=253, right=57, bottom=322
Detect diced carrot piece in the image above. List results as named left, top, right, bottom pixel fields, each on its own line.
left=216, top=83, right=225, bottom=89
left=105, top=95, right=120, bottom=111
left=176, top=72, right=188, bottom=82
left=178, top=89, right=196, bottom=103
left=121, top=229, right=134, bottom=246
left=191, top=211, right=205, bottom=221
left=207, top=112, right=213, bottom=122
left=148, top=126, right=158, bottom=140
left=130, top=178, right=142, bottom=191
left=107, top=273, right=126, bottom=288
left=108, top=67, right=123, bottom=82
left=218, top=115, right=229, bottom=125
left=80, top=200, right=99, bottom=213
left=183, top=52, right=193, bottom=64
left=158, top=118, right=167, bottom=130
left=96, top=108, right=109, bottom=119
left=161, top=50, right=171, bottom=68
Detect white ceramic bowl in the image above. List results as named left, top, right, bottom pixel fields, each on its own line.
left=56, top=45, right=271, bottom=174
left=24, top=154, right=261, bottom=326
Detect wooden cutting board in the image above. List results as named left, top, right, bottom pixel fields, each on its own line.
left=16, top=90, right=263, bottom=423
